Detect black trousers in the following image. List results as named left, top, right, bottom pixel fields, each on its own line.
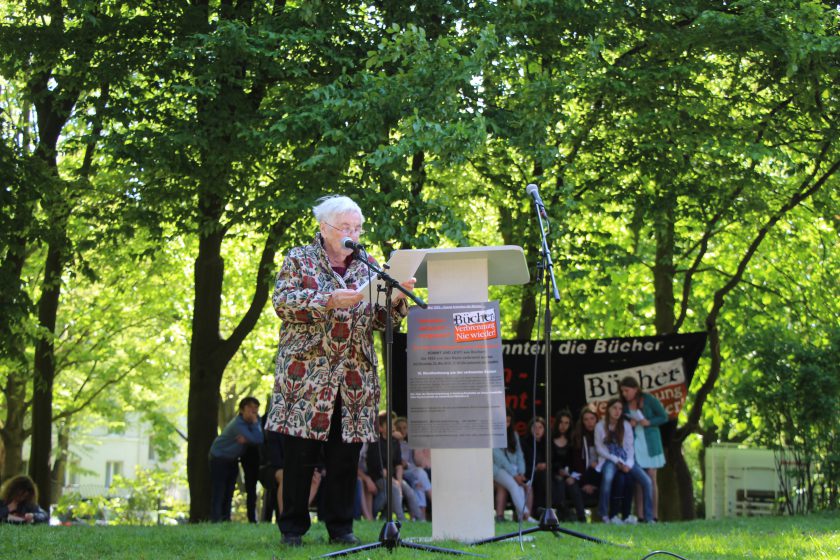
left=240, top=446, right=260, bottom=523
left=278, top=398, right=362, bottom=538
left=209, top=456, right=238, bottom=522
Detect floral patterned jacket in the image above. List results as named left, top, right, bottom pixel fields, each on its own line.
left=265, top=234, right=408, bottom=442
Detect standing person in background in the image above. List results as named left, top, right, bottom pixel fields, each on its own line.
left=209, top=396, right=264, bottom=522
left=594, top=398, right=653, bottom=524
left=240, top=443, right=260, bottom=523
left=619, top=376, right=668, bottom=522
left=0, top=475, right=48, bottom=524
left=265, top=195, right=416, bottom=547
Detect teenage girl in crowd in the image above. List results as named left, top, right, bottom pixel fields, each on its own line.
left=551, top=410, right=586, bottom=522
left=619, top=376, right=668, bottom=521
left=521, top=416, right=548, bottom=516
left=571, top=406, right=601, bottom=501
left=492, top=410, right=536, bottom=523
left=594, top=398, right=654, bottom=524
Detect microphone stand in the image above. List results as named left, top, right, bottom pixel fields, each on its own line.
left=320, top=251, right=479, bottom=558
left=471, top=194, right=615, bottom=548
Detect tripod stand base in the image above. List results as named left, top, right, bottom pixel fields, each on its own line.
left=318, top=521, right=484, bottom=558
left=469, top=508, right=621, bottom=547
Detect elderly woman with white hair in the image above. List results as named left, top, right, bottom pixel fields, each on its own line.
left=265, top=195, right=416, bottom=547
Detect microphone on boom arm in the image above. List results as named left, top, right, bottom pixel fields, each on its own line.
left=342, top=237, right=365, bottom=253
left=526, top=183, right=549, bottom=220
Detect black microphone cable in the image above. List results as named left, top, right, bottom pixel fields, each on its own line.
left=640, top=551, right=690, bottom=560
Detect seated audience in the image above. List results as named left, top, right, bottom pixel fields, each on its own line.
left=571, top=406, right=601, bottom=504
left=551, top=410, right=586, bottom=522
left=366, top=411, right=421, bottom=520
left=0, top=475, right=48, bottom=525
left=357, top=443, right=376, bottom=520
left=521, top=416, right=548, bottom=516
left=492, top=410, right=536, bottom=523
left=395, top=417, right=431, bottom=521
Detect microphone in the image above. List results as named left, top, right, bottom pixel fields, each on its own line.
left=525, top=184, right=548, bottom=219
left=342, top=237, right=365, bottom=252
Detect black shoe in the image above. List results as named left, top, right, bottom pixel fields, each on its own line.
left=281, top=534, right=302, bottom=547
left=329, top=533, right=361, bottom=545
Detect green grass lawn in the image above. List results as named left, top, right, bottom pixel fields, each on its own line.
left=3, top=513, right=838, bottom=559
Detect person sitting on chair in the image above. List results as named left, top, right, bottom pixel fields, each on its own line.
left=551, top=410, right=586, bottom=522
left=492, top=410, right=537, bottom=523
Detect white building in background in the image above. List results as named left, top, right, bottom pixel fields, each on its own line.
left=704, top=443, right=789, bottom=518
left=23, top=413, right=188, bottom=503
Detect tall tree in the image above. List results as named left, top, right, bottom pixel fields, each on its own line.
left=0, top=0, right=172, bottom=504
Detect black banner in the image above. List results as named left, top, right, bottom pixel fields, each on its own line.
left=392, top=331, right=706, bottom=436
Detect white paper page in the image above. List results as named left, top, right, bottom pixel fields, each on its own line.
left=356, top=249, right=427, bottom=303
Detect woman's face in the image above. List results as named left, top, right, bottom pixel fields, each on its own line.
left=556, top=416, right=570, bottom=435
left=621, top=385, right=638, bottom=402
left=608, top=401, right=623, bottom=420
left=320, top=211, right=363, bottom=259
left=582, top=411, right=597, bottom=431
left=532, top=421, right=545, bottom=439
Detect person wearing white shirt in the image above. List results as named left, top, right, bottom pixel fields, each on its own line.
left=594, top=398, right=654, bottom=523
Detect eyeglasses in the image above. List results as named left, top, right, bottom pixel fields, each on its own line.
left=325, top=222, right=365, bottom=236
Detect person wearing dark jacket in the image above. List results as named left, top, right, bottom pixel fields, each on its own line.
left=521, top=416, right=548, bottom=514
left=209, top=396, right=264, bottom=522
left=0, top=475, right=49, bottom=524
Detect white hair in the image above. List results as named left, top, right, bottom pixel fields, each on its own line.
left=312, top=195, right=364, bottom=224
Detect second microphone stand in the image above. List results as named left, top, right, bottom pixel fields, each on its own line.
left=320, top=252, right=478, bottom=558
left=472, top=193, right=613, bottom=548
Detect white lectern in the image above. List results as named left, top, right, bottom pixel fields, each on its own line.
left=406, top=246, right=529, bottom=542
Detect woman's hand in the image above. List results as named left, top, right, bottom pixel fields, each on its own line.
left=392, top=277, right=417, bottom=302
left=326, top=289, right=364, bottom=309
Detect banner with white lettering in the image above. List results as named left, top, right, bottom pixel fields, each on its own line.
left=405, top=302, right=507, bottom=449
left=393, top=332, right=706, bottom=436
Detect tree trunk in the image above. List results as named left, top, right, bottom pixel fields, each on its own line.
left=515, top=283, right=539, bottom=339
left=26, top=59, right=80, bottom=507
left=186, top=209, right=284, bottom=522
left=0, top=369, right=29, bottom=481
left=30, top=235, right=67, bottom=509
left=50, top=420, right=71, bottom=501
left=187, top=223, right=226, bottom=523
left=651, top=191, right=696, bottom=520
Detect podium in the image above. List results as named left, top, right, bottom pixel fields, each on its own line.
left=402, top=246, right=529, bottom=542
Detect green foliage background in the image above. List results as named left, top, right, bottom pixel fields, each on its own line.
left=1, top=0, right=838, bottom=518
